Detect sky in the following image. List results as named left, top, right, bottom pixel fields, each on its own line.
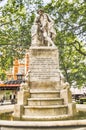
left=0, top=0, right=7, bottom=7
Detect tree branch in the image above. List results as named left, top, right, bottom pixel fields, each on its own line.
left=72, top=40, right=86, bottom=56
left=0, top=17, right=19, bottom=27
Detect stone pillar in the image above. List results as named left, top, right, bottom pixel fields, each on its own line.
left=13, top=104, right=24, bottom=118
left=60, top=88, right=76, bottom=116
left=17, top=90, right=30, bottom=105
left=13, top=90, right=30, bottom=118
left=60, top=88, right=72, bottom=104
left=68, top=103, right=77, bottom=116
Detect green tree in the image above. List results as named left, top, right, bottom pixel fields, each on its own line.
left=0, top=0, right=86, bottom=88
left=44, top=0, right=86, bottom=87
left=0, top=0, right=44, bottom=80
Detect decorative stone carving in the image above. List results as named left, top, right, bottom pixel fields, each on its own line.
left=20, top=70, right=31, bottom=91
left=25, top=70, right=31, bottom=82
left=20, top=82, right=29, bottom=91
left=62, top=82, right=70, bottom=89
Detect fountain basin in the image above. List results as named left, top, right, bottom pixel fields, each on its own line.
left=0, top=105, right=86, bottom=130
left=0, top=119, right=86, bottom=130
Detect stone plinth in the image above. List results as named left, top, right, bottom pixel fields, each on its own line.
left=29, top=46, right=60, bottom=90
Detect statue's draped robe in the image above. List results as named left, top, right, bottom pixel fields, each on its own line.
left=31, top=13, right=56, bottom=46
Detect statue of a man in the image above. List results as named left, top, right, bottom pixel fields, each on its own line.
left=31, top=9, right=56, bottom=47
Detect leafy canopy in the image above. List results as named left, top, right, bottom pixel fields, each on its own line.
left=0, top=0, right=86, bottom=88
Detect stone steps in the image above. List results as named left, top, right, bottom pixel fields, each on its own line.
left=24, top=105, right=68, bottom=116
left=23, top=90, right=68, bottom=117
left=30, top=91, right=60, bottom=98
left=22, top=114, right=70, bottom=121
left=27, top=98, right=64, bottom=106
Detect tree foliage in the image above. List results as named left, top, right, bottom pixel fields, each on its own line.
left=44, top=0, right=86, bottom=88
left=0, top=0, right=86, bottom=87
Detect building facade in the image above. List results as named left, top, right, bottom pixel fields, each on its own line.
left=0, top=52, right=29, bottom=101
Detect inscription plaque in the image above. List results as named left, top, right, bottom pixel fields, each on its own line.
left=30, top=57, right=60, bottom=81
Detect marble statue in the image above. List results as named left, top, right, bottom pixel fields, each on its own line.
left=31, top=9, right=56, bottom=47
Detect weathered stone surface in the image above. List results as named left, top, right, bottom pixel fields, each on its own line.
left=30, top=91, right=60, bottom=98
left=30, top=81, right=60, bottom=91
left=29, top=46, right=60, bottom=90
left=13, top=104, right=23, bottom=118
left=60, top=88, right=72, bottom=104
left=68, top=103, right=77, bottom=116
left=17, top=90, right=30, bottom=105
left=24, top=105, right=68, bottom=116
left=27, top=98, right=64, bottom=106
left=1, top=119, right=86, bottom=128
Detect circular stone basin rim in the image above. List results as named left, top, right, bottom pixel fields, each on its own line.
left=0, top=120, right=86, bottom=127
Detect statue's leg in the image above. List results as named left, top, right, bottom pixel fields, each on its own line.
left=43, top=32, right=55, bottom=46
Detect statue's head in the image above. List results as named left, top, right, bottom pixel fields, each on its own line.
left=37, top=9, right=44, bottom=14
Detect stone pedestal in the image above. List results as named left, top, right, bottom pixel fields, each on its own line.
left=29, top=46, right=60, bottom=91
left=13, top=46, right=76, bottom=120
